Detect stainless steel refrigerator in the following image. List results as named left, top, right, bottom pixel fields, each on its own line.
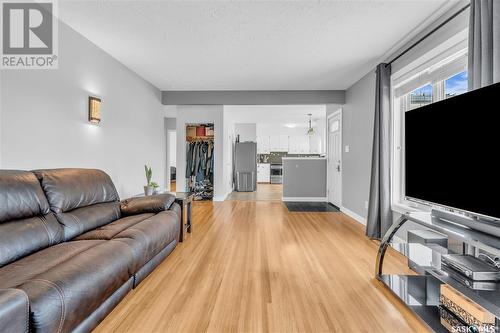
left=234, top=142, right=257, bottom=192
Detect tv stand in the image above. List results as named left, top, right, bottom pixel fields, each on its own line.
left=431, top=209, right=500, bottom=238
left=376, top=212, right=500, bottom=333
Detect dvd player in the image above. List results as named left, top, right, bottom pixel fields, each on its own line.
left=441, top=254, right=500, bottom=281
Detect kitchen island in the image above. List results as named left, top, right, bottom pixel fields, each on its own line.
left=282, top=157, right=327, bottom=201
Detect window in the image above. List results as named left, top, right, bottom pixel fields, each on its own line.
left=391, top=45, right=468, bottom=212
left=409, top=84, right=433, bottom=110
left=445, top=71, right=468, bottom=98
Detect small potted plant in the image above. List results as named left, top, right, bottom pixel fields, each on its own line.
left=144, top=165, right=154, bottom=196
left=150, top=182, right=160, bottom=194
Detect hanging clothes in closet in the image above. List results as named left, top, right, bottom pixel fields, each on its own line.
left=185, top=139, right=214, bottom=200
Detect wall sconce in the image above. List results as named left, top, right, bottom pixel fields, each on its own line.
left=88, top=96, right=101, bottom=124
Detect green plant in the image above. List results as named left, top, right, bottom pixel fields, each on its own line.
left=144, top=165, right=152, bottom=186
left=150, top=182, right=159, bottom=189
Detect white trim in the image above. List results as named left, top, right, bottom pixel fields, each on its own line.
left=213, top=195, right=227, bottom=202
left=282, top=196, right=327, bottom=202
left=340, top=206, right=367, bottom=225
left=166, top=129, right=177, bottom=192
left=327, top=109, right=342, bottom=208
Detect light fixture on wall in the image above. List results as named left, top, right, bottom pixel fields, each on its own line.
left=306, top=113, right=316, bottom=136
left=88, top=96, right=101, bottom=124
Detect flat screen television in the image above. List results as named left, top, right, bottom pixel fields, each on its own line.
left=405, top=81, right=500, bottom=221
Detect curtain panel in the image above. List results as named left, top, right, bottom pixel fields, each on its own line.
left=366, top=63, right=392, bottom=239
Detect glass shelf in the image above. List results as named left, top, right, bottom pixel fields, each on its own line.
left=379, top=274, right=449, bottom=333
left=389, top=242, right=450, bottom=273
left=377, top=212, right=500, bottom=332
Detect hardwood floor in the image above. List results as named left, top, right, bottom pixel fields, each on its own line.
left=226, top=183, right=283, bottom=201
left=94, top=201, right=428, bottom=333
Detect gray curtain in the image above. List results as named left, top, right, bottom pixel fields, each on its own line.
left=366, top=63, right=392, bottom=239
left=468, top=0, right=500, bottom=90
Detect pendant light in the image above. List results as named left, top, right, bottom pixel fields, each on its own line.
left=306, top=113, right=316, bottom=136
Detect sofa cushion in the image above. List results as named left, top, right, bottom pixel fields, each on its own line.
left=120, top=194, right=176, bottom=216
left=0, top=240, right=136, bottom=333
left=33, top=168, right=119, bottom=213
left=56, top=202, right=121, bottom=241
left=33, top=168, right=121, bottom=240
left=75, top=209, right=180, bottom=270
left=0, top=170, right=50, bottom=222
left=0, top=170, right=63, bottom=267
left=74, top=213, right=154, bottom=241
left=0, top=214, right=63, bottom=267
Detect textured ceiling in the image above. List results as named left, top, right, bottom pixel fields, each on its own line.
left=59, top=0, right=455, bottom=90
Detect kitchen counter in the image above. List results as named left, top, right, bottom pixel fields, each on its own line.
left=282, top=157, right=326, bottom=160
left=282, top=158, right=327, bottom=201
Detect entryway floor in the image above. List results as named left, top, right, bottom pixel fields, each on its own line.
left=226, top=183, right=282, bottom=201
left=284, top=202, right=340, bottom=212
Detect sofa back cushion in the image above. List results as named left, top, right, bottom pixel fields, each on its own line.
left=33, top=168, right=121, bottom=240
left=0, top=170, right=63, bottom=267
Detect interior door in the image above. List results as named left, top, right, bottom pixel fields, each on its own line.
left=328, top=113, right=342, bottom=207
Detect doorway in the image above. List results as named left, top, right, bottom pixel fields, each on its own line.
left=167, top=130, right=177, bottom=192
left=327, top=110, right=342, bottom=207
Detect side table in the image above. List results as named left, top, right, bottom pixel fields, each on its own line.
left=174, top=192, right=194, bottom=242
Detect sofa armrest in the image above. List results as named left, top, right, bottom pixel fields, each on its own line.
left=120, top=194, right=176, bottom=216
left=0, top=289, right=29, bottom=333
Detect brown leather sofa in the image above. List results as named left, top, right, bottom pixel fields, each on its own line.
left=0, top=168, right=181, bottom=333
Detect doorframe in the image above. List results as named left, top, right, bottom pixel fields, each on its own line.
left=166, top=129, right=177, bottom=192
left=327, top=108, right=342, bottom=207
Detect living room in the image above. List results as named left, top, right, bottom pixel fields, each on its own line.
left=1, top=0, right=500, bottom=332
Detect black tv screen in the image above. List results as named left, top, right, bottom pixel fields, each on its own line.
left=405, top=81, right=500, bottom=220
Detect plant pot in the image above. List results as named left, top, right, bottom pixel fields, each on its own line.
left=144, top=186, right=153, bottom=196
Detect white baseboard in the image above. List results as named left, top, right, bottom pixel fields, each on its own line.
left=213, top=195, right=227, bottom=202
left=340, top=206, right=367, bottom=225
left=282, top=196, right=328, bottom=202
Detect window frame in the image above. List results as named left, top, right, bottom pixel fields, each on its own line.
left=390, top=36, right=468, bottom=215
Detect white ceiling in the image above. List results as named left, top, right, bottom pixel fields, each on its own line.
left=59, top=0, right=455, bottom=91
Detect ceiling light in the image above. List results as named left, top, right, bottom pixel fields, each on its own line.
left=284, top=123, right=297, bottom=128
left=306, top=113, right=316, bottom=136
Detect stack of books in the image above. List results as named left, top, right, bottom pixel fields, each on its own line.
left=439, top=284, right=496, bottom=333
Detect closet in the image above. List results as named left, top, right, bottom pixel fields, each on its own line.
left=185, top=123, right=214, bottom=200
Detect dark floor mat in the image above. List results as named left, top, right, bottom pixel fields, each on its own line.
left=284, top=202, right=340, bottom=212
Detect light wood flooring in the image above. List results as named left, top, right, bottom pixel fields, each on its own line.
left=94, top=200, right=428, bottom=333
left=226, top=184, right=283, bottom=201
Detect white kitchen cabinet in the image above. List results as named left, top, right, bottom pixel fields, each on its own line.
left=309, top=135, right=322, bottom=154
left=257, top=136, right=270, bottom=154
left=279, top=135, right=289, bottom=152
left=269, top=135, right=280, bottom=151
left=288, top=136, right=300, bottom=153
left=299, top=136, right=309, bottom=153
left=257, top=163, right=270, bottom=183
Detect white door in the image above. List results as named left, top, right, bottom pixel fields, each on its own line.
left=328, top=112, right=342, bottom=207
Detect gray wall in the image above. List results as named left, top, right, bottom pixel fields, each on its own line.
left=162, top=90, right=345, bottom=105
left=0, top=21, right=164, bottom=198
left=282, top=158, right=327, bottom=198
left=340, top=72, right=376, bottom=218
